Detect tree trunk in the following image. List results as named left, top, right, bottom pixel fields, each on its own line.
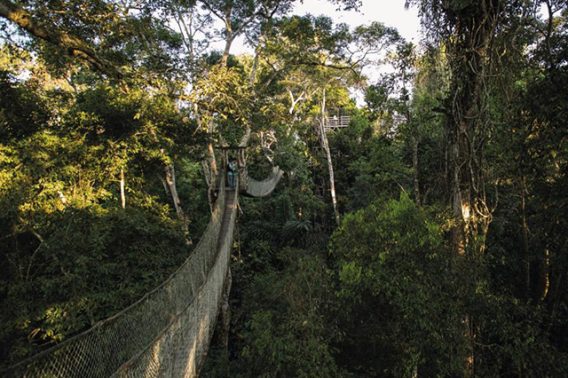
left=164, top=164, right=191, bottom=244
left=194, top=101, right=218, bottom=206
left=204, top=119, right=218, bottom=209
left=537, top=249, right=550, bottom=302
left=320, top=89, right=340, bottom=226
left=202, top=160, right=214, bottom=213
left=449, top=133, right=467, bottom=256
left=220, top=6, right=234, bottom=67
left=120, top=168, right=126, bottom=209
left=207, top=145, right=218, bottom=211
left=411, top=135, right=421, bottom=206
left=165, top=164, right=182, bottom=217
left=221, top=34, right=233, bottom=67
left=207, top=141, right=218, bottom=180
left=249, top=35, right=264, bottom=86
left=520, top=176, right=531, bottom=299
left=443, top=4, right=504, bottom=374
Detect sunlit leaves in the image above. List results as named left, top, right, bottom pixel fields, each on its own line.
left=189, top=64, right=252, bottom=143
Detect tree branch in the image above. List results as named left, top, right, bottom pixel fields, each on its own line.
left=0, top=0, right=122, bottom=79
left=199, top=0, right=226, bottom=23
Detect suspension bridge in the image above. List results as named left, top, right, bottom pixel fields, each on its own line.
left=3, top=156, right=283, bottom=377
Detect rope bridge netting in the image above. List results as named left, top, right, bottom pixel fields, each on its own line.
left=242, top=166, right=284, bottom=198
left=3, top=178, right=238, bottom=378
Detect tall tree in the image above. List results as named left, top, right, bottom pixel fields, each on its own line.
left=407, top=0, right=510, bottom=256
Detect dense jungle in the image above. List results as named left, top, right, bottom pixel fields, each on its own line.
left=0, top=0, right=567, bottom=376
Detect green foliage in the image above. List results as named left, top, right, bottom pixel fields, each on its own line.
left=189, top=64, right=252, bottom=144
left=0, top=91, right=198, bottom=365
left=331, top=193, right=466, bottom=376
left=232, top=248, right=340, bottom=378
left=331, top=113, right=412, bottom=211
left=1, top=1, right=567, bottom=376
left=0, top=202, right=189, bottom=366
left=0, top=73, right=49, bottom=140
left=0, top=40, right=205, bottom=367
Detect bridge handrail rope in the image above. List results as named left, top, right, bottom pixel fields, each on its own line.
left=244, top=166, right=284, bottom=197
left=219, top=139, right=283, bottom=199
left=4, top=170, right=236, bottom=377
left=4, top=144, right=282, bottom=377
left=113, top=179, right=238, bottom=377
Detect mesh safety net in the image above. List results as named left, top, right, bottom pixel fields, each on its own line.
left=244, top=167, right=283, bottom=198
left=4, top=180, right=238, bottom=378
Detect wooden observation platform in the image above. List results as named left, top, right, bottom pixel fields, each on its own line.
left=324, top=114, right=351, bottom=132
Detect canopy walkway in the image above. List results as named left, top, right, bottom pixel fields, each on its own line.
left=4, top=165, right=282, bottom=378
left=241, top=167, right=284, bottom=197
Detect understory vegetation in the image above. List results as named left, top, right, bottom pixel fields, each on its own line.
left=1, top=0, right=567, bottom=376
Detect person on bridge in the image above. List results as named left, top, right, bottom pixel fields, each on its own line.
left=227, top=159, right=237, bottom=188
